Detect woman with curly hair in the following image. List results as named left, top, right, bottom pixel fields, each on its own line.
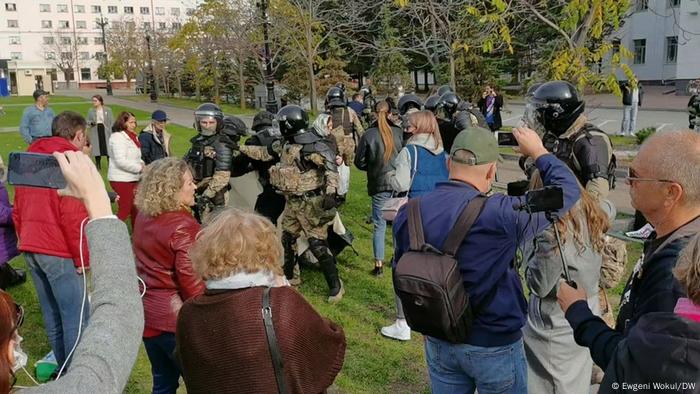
left=132, top=157, right=204, bottom=394
left=523, top=170, right=614, bottom=394
left=176, top=209, right=346, bottom=394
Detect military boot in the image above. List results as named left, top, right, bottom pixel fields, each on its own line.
left=309, top=238, right=344, bottom=303
left=281, top=232, right=300, bottom=285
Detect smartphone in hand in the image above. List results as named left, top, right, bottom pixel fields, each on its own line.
left=7, top=152, right=67, bottom=189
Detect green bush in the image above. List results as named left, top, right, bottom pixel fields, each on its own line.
left=636, top=127, right=656, bottom=145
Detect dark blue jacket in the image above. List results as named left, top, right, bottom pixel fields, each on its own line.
left=348, top=101, right=364, bottom=117
left=565, top=216, right=700, bottom=368
left=393, top=154, right=580, bottom=347
left=0, top=182, right=18, bottom=265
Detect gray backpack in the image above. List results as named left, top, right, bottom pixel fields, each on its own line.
left=393, top=195, right=496, bottom=343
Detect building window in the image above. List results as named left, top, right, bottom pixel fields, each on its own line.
left=124, top=6, right=133, bottom=14
left=45, top=52, right=55, bottom=60
left=140, top=6, right=149, bottom=14
left=125, top=21, right=135, bottom=30
left=57, top=4, right=68, bottom=12
left=81, top=68, right=91, bottom=80
left=111, top=21, right=121, bottom=29
left=60, top=37, right=71, bottom=45
left=668, top=0, right=681, bottom=7
left=633, top=39, right=646, bottom=64
left=59, top=20, right=70, bottom=29
left=155, top=7, right=165, bottom=15
left=95, top=52, right=105, bottom=61
left=186, top=8, right=194, bottom=15
left=40, top=4, right=50, bottom=12
left=74, top=4, right=84, bottom=13
left=77, top=37, right=88, bottom=45
left=7, top=20, right=18, bottom=28
left=172, top=22, right=182, bottom=30
left=94, top=37, right=104, bottom=45
left=636, top=0, right=648, bottom=11
left=158, top=22, right=166, bottom=29
left=43, top=36, right=54, bottom=44
left=41, top=20, right=52, bottom=28
left=10, top=52, right=22, bottom=60
left=79, top=52, right=90, bottom=60
left=9, top=36, right=20, bottom=45
left=60, top=52, right=72, bottom=60
left=142, top=22, right=151, bottom=30
left=665, top=36, right=678, bottom=63
left=76, top=20, right=86, bottom=29
left=171, top=7, right=180, bottom=16
left=5, top=3, right=16, bottom=11
left=108, top=5, right=117, bottom=14
left=92, top=5, right=101, bottom=13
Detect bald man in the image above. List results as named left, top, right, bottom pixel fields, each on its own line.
left=558, top=130, right=700, bottom=370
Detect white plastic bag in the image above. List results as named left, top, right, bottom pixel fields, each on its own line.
left=338, top=163, right=350, bottom=196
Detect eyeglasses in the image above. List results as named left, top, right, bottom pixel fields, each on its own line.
left=625, top=169, right=677, bottom=186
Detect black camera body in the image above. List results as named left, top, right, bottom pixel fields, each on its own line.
left=524, top=186, right=564, bottom=213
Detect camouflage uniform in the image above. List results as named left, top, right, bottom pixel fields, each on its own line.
left=185, top=133, right=231, bottom=223
left=329, top=107, right=364, bottom=165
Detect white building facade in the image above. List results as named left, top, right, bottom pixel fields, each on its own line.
left=0, top=0, right=198, bottom=96
left=617, top=0, right=700, bottom=94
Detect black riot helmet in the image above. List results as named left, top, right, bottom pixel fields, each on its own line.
left=325, top=87, right=346, bottom=109
left=277, top=105, right=309, bottom=139
left=437, top=92, right=460, bottom=118
left=252, top=111, right=275, bottom=132
left=436, top=84, right=453, bottom=97
left=527, top=81, right=585, bottom=136
left=423, top=95, right=440, bottom=114
left=398, top=94, right=424, bottom=115
left=525, top=82, right=543, bottom=98
left=194, top=103, right=224, bottom=135
left=335, top=82, right=346, bottom=92
left=221, top=115, right=248, bottom=140
left=360, top=85, right=372, bottom=97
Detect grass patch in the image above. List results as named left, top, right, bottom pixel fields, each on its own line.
left=120, top=95, right=258, bottom=116
left=0, top=95, right=87, bottom=105
left=0, top=102, right=153, bottom=131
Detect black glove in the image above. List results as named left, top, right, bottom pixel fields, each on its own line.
left=267, top=139, right=283, bottom=157
left=321, top=194, right=339, bottom=210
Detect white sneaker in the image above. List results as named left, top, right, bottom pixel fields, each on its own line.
left=380, top=319, right=411, bottom=341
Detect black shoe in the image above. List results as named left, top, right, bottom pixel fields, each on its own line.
left=0, top=265, right=26, bottom=289
left=371, top=265, right=383, bottom=276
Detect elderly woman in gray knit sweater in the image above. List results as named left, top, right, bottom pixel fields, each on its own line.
left=522, top=171, right=614, bottom=394
left=20, top=151, right=143, bottom=393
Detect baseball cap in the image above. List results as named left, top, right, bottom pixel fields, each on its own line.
left=450, top=127, right=502, bottom=165
left=151, top=110, right=168, bottom=122
left=33, top=89, right=49, bottom=100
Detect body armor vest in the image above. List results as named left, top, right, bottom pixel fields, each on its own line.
left=268, top=144, right=325, bottom=195
left=185, top=134, right=218, bottom=182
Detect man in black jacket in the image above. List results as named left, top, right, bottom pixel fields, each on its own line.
left=139, top=110, right=171, bottom=164
left=558, top=130, right=700, bottom=370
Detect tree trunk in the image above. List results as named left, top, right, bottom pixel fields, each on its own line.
left=238, top=56, right=246, bottom=109
left=177, top=74, right=182, bottom=98
left=449, top=52, right=456, bottom=91
left=195, top=76, right=201, bottom=101
left=308, top=58, right=316, bottom=112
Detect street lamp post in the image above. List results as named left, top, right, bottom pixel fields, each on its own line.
left=258, top=0, right=277, bottom=113
left=145, top=34, right=158, bottom=103
left=96, top=14, right=112, bottom=96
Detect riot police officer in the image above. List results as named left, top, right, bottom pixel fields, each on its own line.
left=527, top=80, right=615, bottom=199
left=423, top=94, right=440, bottom=114
left=231, top=111, right=286, bottom=223
left=397, top=94, right=423, bottom=116
left=239, top=105, right=345, bottom=303
left=326, top=86, right=364, bottom=164
left=184, top=103, right=234, bottom=222
left=436, top=91, right=488, bottom=151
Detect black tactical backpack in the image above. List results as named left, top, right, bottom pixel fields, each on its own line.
left=393, top=195, right=496, bottom=343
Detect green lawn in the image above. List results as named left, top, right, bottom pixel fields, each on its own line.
left=2, top=97, right=643, bottom=393
left=120, top=95, right=258, bottom=116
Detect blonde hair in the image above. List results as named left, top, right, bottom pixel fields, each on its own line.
left=135, top=158, right=190, bottom=217
left=529, top=171, right=609, bottom=253
left=190, top=208, right=283, bottom=280
left=376, top=101, right=395, bottom=164
left=674, top=234, right=700, bottom=305
left=408, top=110, right=442, bottom=151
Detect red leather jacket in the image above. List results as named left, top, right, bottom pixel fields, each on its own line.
left=133, top=210, right=204, bottom=335
left=13, top=137, right=90, bottom=267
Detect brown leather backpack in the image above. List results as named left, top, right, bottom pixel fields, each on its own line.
left=393, top=195, right=496, bottom=343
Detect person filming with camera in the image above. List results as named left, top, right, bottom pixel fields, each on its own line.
left=392, top=125, right=580, bottom=393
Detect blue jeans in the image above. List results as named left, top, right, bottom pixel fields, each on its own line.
left=424, top=336, right=527, bottom=394
left=371, top=192, right=392, bottom=261
left=143, top=333, right=181, bottom=394
left=25, top=252, right=90, bottom=369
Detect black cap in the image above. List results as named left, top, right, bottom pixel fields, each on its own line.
left=33, top=89, right=49, bottom=100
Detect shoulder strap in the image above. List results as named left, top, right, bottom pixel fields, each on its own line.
left=262, top=287, right=287, bottom=394
left=407, top=198, right=425, bottom=251
left=442, top=195, right=488, bottom=256
left=408, top=144, right=419, bottom=189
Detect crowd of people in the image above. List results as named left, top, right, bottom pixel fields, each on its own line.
left=0, top=81, right=697, bottom=394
